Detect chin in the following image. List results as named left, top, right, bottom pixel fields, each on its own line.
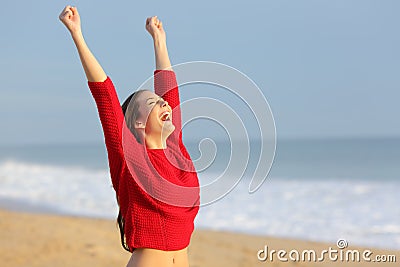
left=163, top=123, right=176, bottom=138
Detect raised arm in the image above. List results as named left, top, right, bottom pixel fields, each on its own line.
left=145, top=17, right=191, bottom=159
left=146, top=16, right=172, bottom=71
left=59, top=6, right=107, bottom=82
left=146, top=16, right=182, bottom=136
left=59, top=6, right=127, bottom=191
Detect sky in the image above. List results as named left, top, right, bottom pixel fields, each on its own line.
left=0, top=0, right=399, bottom=145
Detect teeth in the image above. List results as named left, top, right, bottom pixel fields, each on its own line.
left=160, top=111, right=170, bottom=121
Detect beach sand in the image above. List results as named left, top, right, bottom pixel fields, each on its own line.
left=0, top=208, right=398, bottom=267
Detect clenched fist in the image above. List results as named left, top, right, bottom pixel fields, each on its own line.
left=146, top=16, right=166, bottom=42
left=59, top=5, right=81, bottom=34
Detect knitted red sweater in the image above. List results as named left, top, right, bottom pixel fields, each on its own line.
left=88, top=70, right=200, bottom=251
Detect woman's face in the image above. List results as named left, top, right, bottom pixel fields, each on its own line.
left=135, top=90, right=175, bottom=138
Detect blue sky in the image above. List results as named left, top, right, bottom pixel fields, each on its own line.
left=0, top=0, right=399, bottom=145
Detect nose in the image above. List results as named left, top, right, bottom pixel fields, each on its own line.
left=161, top=100, right=168, bottom=107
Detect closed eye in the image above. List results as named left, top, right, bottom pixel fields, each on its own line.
left=147, top=97, right=164, bottom=106
left=147, top=98, right=156, bottom=105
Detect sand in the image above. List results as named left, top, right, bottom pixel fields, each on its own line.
left=0, top=209, right=398, bottom=267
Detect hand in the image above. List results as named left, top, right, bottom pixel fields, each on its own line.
left=146, top=16, right=166, bottom=42
left=59, top=5, right=81, bottom=35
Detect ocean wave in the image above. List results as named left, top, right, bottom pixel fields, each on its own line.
left=0, top=160, right=399, bottom=249
left=0, top=160, right=117, bottom=218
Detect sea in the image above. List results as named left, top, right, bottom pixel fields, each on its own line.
left=0, top=137, right=399, bottom=250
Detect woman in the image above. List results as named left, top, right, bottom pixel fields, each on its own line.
left=59, top=6, right=200, bottom=267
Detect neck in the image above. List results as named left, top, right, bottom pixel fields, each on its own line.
left=144, top=134, right=167, bottom=149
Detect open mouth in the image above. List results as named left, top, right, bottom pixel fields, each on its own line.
left=159, top=111, right=171, bottom=122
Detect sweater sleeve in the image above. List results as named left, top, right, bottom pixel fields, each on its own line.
left=154, top=70, right=182, bottom=133
left=153, top=70, right=187, bottom=151
left=87, top=77, right=127, bottom=192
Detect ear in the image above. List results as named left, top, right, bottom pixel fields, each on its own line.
left=135, top=120, right=145, bottom=129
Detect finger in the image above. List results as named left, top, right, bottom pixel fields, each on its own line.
left=62, top=10, right=73, bottom=19
left=61, top=5, right=73, bottom=14
left=59, top=5, right=70, bottom=17
left=146, top=17, right=152, bottom=25
left=64, top=5, right=73, bottom=14
left=70, top=6, right=78, bottom=15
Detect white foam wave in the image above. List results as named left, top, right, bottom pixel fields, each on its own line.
left=196, top=176, right=400, bottom=250
left=1, top=160, right=399, bottom=249
left=0, top=160, right=118, bottom=218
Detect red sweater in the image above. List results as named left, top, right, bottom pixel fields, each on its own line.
left=88, top=70, right=200, bottom=251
